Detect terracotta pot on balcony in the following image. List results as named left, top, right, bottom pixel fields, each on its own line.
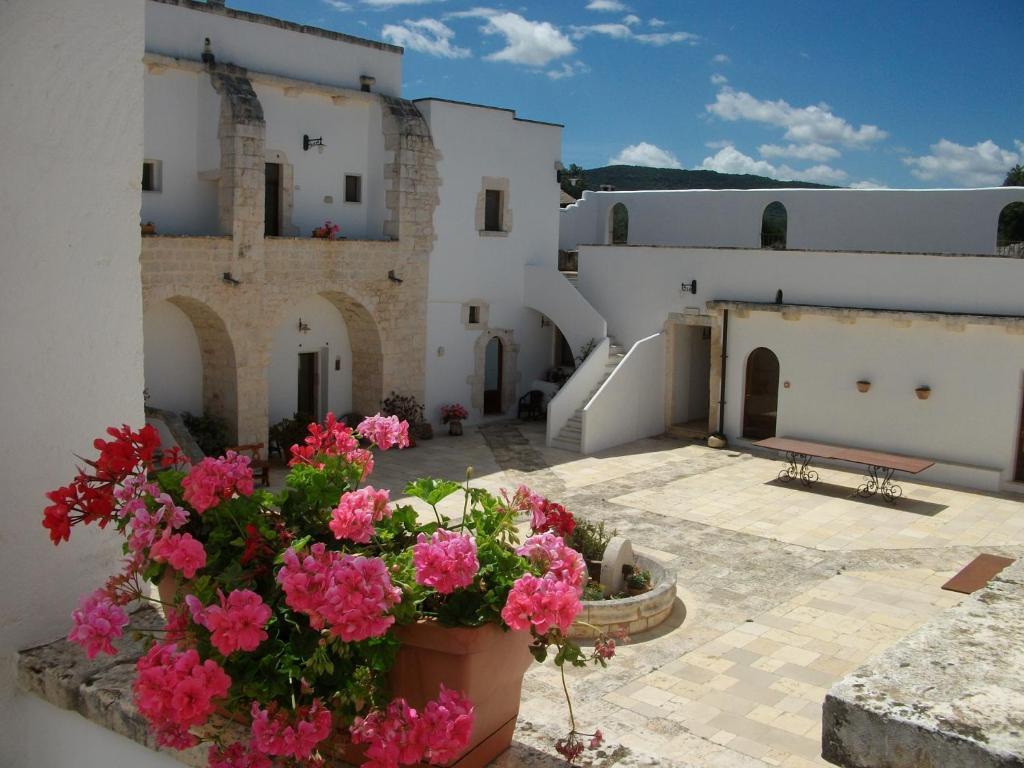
left=856, top=380, right=871, bottom=393
left=915, top=386, right=931, bottom=400
left=339, top=620, right=534, bottom=768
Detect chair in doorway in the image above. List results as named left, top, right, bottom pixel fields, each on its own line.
left=227, top=442, right=271, bottom=487
left=517, top=390, right=545, bottom=421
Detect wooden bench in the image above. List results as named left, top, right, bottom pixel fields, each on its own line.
left=753, top=437, right=934, bottom=503
left=227, top=443, right=271, bottom=487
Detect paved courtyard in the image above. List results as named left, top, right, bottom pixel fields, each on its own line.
left=348, top=421, right=1024, bottom=768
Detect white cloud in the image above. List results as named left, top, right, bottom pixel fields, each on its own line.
left=712, top=53, right=729, bottom=63
left=705, top=139, right=733, bottom=149
left=610, top=142, right=682, bottom=169
left=699, top=144, right=847, bottom=184
left=382, top=18, right=470, bottom=57
left=710, top=73, right=728, bottom=85
left=622, top=14, right=641, bottom=26
left=706, top=87, right=887, bottom=147
left=363, top=0, right=447, bottom=7
left=453, top=11, right=575, bottom=66
left=585, top=0, right=628, bottom=10
left=547, top=60, right=590, bottom=80
left=570, top=23, right=698, bottom=45
left=322, top=0, right=353, bottom=9
left=902, top=139, right=1022, bottom=187
left=758, top=142, right=841, bottom=162
left=849, top=180, right=889, bottom=189
left=648, top=17, right=666, bottom=27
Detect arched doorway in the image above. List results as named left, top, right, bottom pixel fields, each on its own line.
left=743, top=347, right=780, bottom=439
left=143, top=296, right=239, bottom=441
left=609, top=202, right=628, bottom=245
left=997, top=202, right=1024, bottom=256
left=484, top=336, right=503, bottom=414
left=761, top=201, right=787, bottom=249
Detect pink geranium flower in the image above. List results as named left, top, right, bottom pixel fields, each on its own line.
left=501, top=573, right=581, bottom=635
left=182, top=452, right=254, bottom=513
left=356, top=414, right=410, bottom=451
left=67, top=590, right=129, bottom=658
left=150, top=531, right=206, bottom=579
left=197, top=589, right=272, bottom=655
left=329, top=486, right=392, bottom=543
left=412, top=530, right=479, bottom=594
left=250, top=699, right=333, bottom=760
left=516, top=533, right=586, bottom=595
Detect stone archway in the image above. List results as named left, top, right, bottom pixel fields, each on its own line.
left=147, top=295, right=239, bottom=442
left=319, top=291, right=384, bottom=416
left=469, top=329, right=519, bottom=416
left=742, top=347, right=780, bottom=439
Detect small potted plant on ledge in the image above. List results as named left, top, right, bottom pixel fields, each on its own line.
left=311, top=219, right=341, bottom=240
left=625, top=568, right=653, bottom=596
left=441, top=403, right=469, bottom=436
left=42, top=417, right=618, bottom=767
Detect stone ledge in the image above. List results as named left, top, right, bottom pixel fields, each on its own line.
left=822, top=557, right=1024, bottom=768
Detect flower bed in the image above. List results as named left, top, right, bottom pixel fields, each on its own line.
left=569, top=556, right=677, bottom=640
left=42, top=417, right=618, bottom=767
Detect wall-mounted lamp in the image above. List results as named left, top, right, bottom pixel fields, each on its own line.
left=222, top=271, right=240, bottom=286
left=387, top=270, right=403, bottom=284
left=681, top=279, right=697, bottom=294
left=201, top=38, right=216, bottom=65
left=297, top=318, right=311, bottom=334
left=360, top=75, right=376, bottom=93
left=302, top=134, right=325, bottom=152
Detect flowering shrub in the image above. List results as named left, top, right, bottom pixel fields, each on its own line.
left=440, top=403, right=468, bottom=424
left=44, top=415, right=614, bottom=766
left=311, top=220, right=341, bottom=240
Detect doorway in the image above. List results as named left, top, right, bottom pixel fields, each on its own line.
left=742, top=347, right=780, bottom=439
left=483, top=337, right=503, bottom=414
left=265, top=162, right=282, bottom=237
left=297, top=351, right=318, bottom=418
left=670, top=324, right=712, bottom=436
left=1016, top=388, right=1024, bottom=482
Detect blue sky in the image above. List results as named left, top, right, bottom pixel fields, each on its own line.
left=232, top=0, right=1022, bottom=188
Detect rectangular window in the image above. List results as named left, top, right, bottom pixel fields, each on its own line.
left=345, top=174, right=362, bottom=203
left=142, top=160, right=161, bottom=192
left=484, top=189, right=502, bottom=231
left=468, top=305, right=480, bottom=324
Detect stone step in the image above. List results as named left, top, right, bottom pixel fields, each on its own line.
left=551, top=436, right=581, bottom=452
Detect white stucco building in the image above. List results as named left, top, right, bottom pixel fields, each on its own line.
left=556, top=188, right=1024, bottom=492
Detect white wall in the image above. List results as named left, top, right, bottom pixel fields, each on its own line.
left=0, top=1, right=145, bottom=765
left=141, top=67, right=220, bottom=234
left=267, top=295, right=353, bottom=425
left=583, top=333, right=666, bottom=454
left=724, top=313, right=1022, bottom=488
left=416, top=99, right=563, bottom=423
left=144, top=300, right=204, bottom=415
left=523, top=265, right=606, bottom=355
left=578, top=245, right=1024, bottom=349
left=145, top=0, right=402, bottom=97
left=561, top=188, right=1024, bottom=256
left=258, top=86, right=381, bottom=238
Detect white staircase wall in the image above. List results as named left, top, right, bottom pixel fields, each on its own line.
left=582, top=333, right=666, bottom=454
left=546, top=337, right=610, bottom=447
left=524, top=264, right=607, bottom=354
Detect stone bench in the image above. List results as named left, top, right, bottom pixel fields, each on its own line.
left=822, top=557, right=1024, bottom=768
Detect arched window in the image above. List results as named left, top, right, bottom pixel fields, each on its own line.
left=997, top=202, right=1024, bottom=256
left=761, top=201, right=787, bottom=250
left=609, top=203, right=628, bottom=245
left=742, top=347, right=780, bottom=439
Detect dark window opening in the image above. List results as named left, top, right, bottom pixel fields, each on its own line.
left=610, top=202, right=628, bottom=245
left=142, top=161, right=159, bottom=192
left=468, top=305, right=480, bottom=324
left=997, top=202, right=1024, bottom=256
left=345, top=174, right=362, bottom=204
left=761, top=201, right=788, bottom=250
left=484, top=189, right=502, bottom=232
left=265, top=162, right=282, bottom=237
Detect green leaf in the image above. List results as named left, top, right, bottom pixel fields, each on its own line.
left=404, top=478, right=461, bottom=506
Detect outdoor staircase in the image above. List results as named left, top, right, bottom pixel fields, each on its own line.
left=550, top=339, right=626, bottom=452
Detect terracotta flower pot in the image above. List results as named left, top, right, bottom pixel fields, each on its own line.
left=339, top=620, right=534, bottom=768
left=448, top=421, right=463, bottom=436
left=915, top=386, right=931, bottom=400
left=856, top=380, right=871, bottom=393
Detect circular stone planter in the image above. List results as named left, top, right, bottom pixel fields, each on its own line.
left=569, top=555, right=678, bottom=640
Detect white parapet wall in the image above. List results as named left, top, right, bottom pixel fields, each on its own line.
left=582, top=333, right=667, bottom=455
left=546, top=337, right=610, bottom=447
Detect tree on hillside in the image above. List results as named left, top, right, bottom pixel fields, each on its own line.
left=1005, top=164, right=1024, bottom=187
left=560, top=163, right=586, bottom=199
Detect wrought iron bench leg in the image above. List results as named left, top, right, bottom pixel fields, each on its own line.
left=858, top=465, right=903, bottom=502
left=778, top=451, right=818, bottom=486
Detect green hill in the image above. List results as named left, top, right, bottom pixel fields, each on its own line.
left=578, top=165, right=838, bottom=191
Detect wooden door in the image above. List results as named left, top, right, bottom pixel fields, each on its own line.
left=483, top=337, right=503, bottom=414
left=742, top=347, right=780, bottom=439
left=297, top=352, right=318, bottom=418
left=265, top=163, right=281, bottom=237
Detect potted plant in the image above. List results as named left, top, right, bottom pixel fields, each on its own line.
left=311, top=220, right=341, bottom=240
left=141, top=221, right=157, bottom=236
left=625, top=569, right=652, bottom=596
left=382, top=392, right=427, bottom=445
left=441, top=403, right=469, bottom=436
left=915, top=385, right=931, bottom=400
left=856, top=380, right=871, bottom=393
left=44, top=417, right=616, bottom=767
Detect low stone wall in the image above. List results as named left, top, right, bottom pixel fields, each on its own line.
left=570, top=555, right=677, bottom=639
left=822, top=557, right=1024, bottom=768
